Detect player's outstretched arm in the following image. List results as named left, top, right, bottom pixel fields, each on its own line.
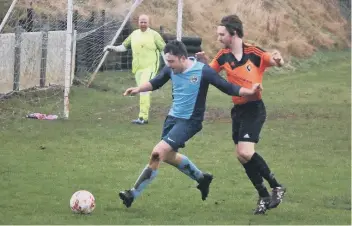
left=203, top=66, right=261, bottom=97
left=124, top=66, right=171, bottom=96
left=104, top=44, right=127, bottom=52
left=124, top=82, right=153, bottom=96
left=104, top=32, right=133, bottom=53
left=203, top=66, right=240, bottom=96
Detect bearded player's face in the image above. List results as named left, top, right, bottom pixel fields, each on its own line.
left=217, top=26, right=232, bottom=48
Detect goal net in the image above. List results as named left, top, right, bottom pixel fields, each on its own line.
left=0, top=0, right=183, bottom=123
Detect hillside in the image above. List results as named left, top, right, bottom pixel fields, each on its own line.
left=135, top=0, right=351, bottom=59
left=1, top=0, right=351, bottom=60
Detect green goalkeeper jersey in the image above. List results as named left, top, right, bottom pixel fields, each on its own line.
left=122, top=28, right=166, bottom=74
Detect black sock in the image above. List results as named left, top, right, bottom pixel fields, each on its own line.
left=243, top=160, right=270, bottom=197
left=251, top=152, right=281, bottom=188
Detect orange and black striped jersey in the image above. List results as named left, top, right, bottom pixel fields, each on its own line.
left=209, top=43, right=272, bottom=105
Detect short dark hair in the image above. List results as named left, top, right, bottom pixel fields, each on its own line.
left=164, top=40, right=188, bottom=58
left=220, top=14, right=244, bottom=38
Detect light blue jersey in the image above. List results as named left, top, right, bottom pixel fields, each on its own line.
left=150, top=58, right=241, bottom=120
left=168, top=60, right=204, bottom=119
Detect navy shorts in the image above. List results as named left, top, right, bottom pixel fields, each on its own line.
left=231, top=100, right=266, bottom=144
left=161, top=115, right=203, bottom=151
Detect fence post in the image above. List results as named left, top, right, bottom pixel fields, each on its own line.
left=13, top=25, right=22, bottom=91
left=26, top=6, right=33, bottom=32
left=73, top=10, right=78, bottom=74
left=40, top=14, right=49, bottom=87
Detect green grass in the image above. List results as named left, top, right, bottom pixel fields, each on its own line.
left=0, top=50, right=351, bottom=225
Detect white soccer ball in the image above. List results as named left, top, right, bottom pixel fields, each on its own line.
left=70, top=190, right=96, bottom=214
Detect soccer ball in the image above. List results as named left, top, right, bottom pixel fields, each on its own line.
left=70, top=190, right=96, bottom=214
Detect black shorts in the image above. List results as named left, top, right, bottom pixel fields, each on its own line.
left=231, top=100, right=266, bottom=144
left=161, top=115, right=203, bottom=151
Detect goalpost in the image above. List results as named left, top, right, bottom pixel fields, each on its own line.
left=176, top=0, right=183, bottom=41
left=64, top=0, right=74, bottom=119
left=0, top=0, right=184, bottom=120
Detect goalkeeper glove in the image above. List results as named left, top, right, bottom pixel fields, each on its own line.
left=104, top=45, right=127, bottom=52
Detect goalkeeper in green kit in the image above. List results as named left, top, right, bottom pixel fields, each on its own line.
left=104, top=14, right=166, bottom=125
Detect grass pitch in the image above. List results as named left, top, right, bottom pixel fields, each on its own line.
left=0, top=50, right=350, bottom=225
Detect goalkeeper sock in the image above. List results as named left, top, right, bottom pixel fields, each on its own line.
left=131, top=166, right=158, bottom=198
left=175, top=155, right=204, bottom=181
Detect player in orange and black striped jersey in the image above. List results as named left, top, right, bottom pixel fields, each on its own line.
left=196, top=14, right=286, bottom=215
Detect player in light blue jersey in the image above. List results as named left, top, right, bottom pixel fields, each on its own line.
left=118, top=40, right=262, bottom=208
